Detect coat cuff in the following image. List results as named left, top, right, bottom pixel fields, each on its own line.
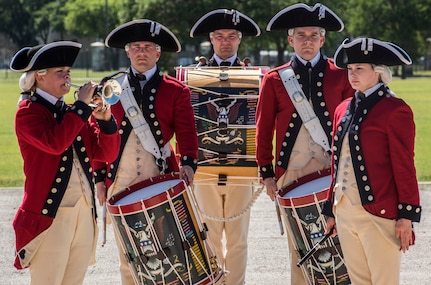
left=96, top=116, right=118, bottom=134
left=259, top=164, right=275, bottom=180
left=398, top=203, right=421, bottom=222
left=181, top=156, right=198, bottom=173
left=321, top=200, right=334, bottom=218
left=93, top=168, right=107, bottom=183
left=68, top=100, right=92, bottom=121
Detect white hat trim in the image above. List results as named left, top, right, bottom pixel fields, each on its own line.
left=338, top=38, right=412, bottom=65
left=105, top=19, right=181, bottom=51
left=266, top=3, right=344, bottom=32
left=11, top=41, right=82, bottom=72
left=189, top=9, right=261, bottom=37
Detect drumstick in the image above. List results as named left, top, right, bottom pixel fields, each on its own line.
left=296, top=229, right=333, bottom=267
left=274, top=198, right=284, bottom=236
left=102, top=202, right=107, bottom=247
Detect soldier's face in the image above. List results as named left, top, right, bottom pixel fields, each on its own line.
left=210, top=29, right=241, bottom=60
left=347, top=63, right=380, bottom=92
left=35, top=66, right=71, bottom=98
left=288, top=26, right=325, bottom=61
left=126, top=41, right=161, bottom=73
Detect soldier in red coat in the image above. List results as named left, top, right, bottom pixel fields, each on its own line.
left=256, top=4, right=354, bottom=284
left=10, top=41, right=120, bottom=284
left=93, top=20, right=198, bottom=284
left=322, top=37, right=422, bottom=285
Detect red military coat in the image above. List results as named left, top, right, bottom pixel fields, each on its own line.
left=13, top=97, right=120, bottom=269
left=94, top=69, right=198, bottom=188
left=322, top=85, right=421, bottom=222
left=256, top=56, right=354, bottom=179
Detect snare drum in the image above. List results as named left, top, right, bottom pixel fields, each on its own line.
left=107, top=174, right=223, bottom=285
left=277, top=169, right=351, bottom=285
left=176, top=66, right=268, bottom=185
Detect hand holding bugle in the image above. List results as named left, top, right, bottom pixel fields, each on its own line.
left=66, top=70, right=127, bottom=110
left=66, top=78, right=121, bottom=108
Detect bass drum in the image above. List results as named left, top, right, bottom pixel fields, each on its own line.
left=176, top=66, right=269, bottom=185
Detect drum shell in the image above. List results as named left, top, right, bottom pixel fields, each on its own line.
left=107, top=174, right=222, bottom=284
left=277, top=169, right=351, bottom=285
left=176, top=67, right=268, bottom=182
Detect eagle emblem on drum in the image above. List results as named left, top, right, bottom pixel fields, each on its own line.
left=203, top=99, right=244, bottom=143
left=129, top=214, right=186, bottom=280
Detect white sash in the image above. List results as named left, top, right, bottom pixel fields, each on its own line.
left=278, top=67, right=331, bottom=152
left=118, top=75, right=171, bottom=172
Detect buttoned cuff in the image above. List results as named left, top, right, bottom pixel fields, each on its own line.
left=181, top=156, right=198, bottom=173
left=398, top=203, right=421, bottom=223
left=93, top=168, right=107, bottom=183
left=259, top=164, right=275, bottom=180
left=69, top=100, right=92, bottom=121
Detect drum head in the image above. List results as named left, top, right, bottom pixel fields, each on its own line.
left=282, top=176, right=330, bottom=199
left=115, top=179, right=183, bottom=205
left=278, top=169, right=331, bottom=207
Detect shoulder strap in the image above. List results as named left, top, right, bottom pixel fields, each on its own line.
left=278, top=67, right=331, bottom=152
left=118, top=74, right=171, bottom=173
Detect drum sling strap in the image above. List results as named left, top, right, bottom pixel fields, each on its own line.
left=118, top=75, right=171, bottom=174
left=278, top=67, right=331, bottom=152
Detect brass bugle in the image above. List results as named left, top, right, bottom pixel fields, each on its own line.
left=66, top=78, right=122, bottom=106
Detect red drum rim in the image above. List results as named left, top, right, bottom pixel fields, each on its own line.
left=277, top=169, right=331, bottom=207
left=107, top=173, right=186, bottom=215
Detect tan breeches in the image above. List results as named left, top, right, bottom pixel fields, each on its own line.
left=335, top=195, right=401, bottom=285
left=29, top=196, right=96, bottom=285
left=193, top=183, right=253, bottom=285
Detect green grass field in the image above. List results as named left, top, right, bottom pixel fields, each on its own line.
left=0, top=69, right=429, bottom=187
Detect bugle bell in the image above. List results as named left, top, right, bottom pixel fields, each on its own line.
left=66, top=77, right=122, bottom=108
left=96, top=78, right=122, bottom=105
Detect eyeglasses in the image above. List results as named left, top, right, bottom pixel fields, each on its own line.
left=213, top=35, right=240, bottom=42
left=292, top=34, right=322, bottom=42
left=129, top=44, right=157, bottom=53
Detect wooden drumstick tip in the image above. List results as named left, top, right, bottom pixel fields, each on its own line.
left=101, top=202, right=107, bottom=247
left=275, top=199, right=284, bottom=236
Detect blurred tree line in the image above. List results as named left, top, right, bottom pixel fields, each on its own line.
left=1, top=0, right=431, bottom=72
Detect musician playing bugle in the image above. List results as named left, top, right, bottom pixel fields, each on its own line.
left=10, top=41, right=120, bottom=284
left=93, top=19, right=198, bottom=285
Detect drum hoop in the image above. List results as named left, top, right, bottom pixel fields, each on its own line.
left=279, top=168, right=331, bottom=195
left=277, top=169, right=331, bottom=207
left=107, top=173, right=186, bottom=214
left=181, top=67, right=263, bottom=96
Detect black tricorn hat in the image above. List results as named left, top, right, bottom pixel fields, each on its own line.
left=105, top=19, right=181, bottom=52
left=190, top=9, right=261, bottom=37
left=10, top=41, right=82, bottom=72
left=266, top=3, right=344, bottom=32
left=334, top=37, right=412, bottom=68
